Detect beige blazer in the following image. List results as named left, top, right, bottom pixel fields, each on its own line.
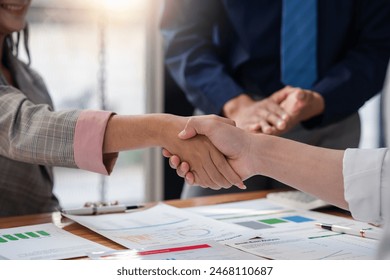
left=0, top=51, right=81, bottom=216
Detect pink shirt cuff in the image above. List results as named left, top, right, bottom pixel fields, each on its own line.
left=74, top=110, right=118, bottom=175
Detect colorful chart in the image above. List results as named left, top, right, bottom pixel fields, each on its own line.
left=0, top=230, right=50, bottom=243
left=234, top=215, right=315, bottom=229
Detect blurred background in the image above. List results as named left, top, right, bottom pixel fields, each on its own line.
left=23, top=0, right=381, bottom=209
left=24, top=0, right=155, bottom=208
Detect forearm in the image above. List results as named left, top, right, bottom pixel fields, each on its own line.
left=251, top=134, right=347, bottom=209
left=103, top=114, right=174, bottom=153
left=0, top=89, right=80, bottom=167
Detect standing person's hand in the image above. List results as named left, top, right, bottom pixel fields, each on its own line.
left=279, top=87, right=325, bottom=129
left=222, top=94, right=290, bottom=134
left=221, top=86, right=324, bottom=136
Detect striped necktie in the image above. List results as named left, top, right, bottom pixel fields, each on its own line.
left=281, top=0, right=318, bottom=88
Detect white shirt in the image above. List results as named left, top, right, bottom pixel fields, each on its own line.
left=343, top=148, right=390, bottom=259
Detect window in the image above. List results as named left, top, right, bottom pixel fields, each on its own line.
left=25, top=0, right=163, bottom=208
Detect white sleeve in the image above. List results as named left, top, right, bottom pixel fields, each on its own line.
left=343, top=148, right=390, bottom=225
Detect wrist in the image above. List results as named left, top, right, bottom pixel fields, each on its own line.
left=222, top=94, right=254, bottom=118
left=250, top=133, right=279, bottom=178
left=155, top=114, right=187, bottom=148
left=312, top=91, right=325, bottom=115
left=303, top=91, right=325, bottom=120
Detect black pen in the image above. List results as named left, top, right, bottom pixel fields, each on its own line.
left=62, top=204, right=144, bottom=215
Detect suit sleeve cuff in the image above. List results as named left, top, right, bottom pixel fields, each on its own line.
left=74, top=110, right=118, bottom=175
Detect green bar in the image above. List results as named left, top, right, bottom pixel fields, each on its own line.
left=36, top=230, right=50, bottom=237
left=259, top=218, right=287, bottom=225
left=15, top=233, right=30, bottom=239
left=2, top=234, right=18, bottom=241
left=0, top=237, right=8, bottom=243
left=25, top=232, right=39, bottom=238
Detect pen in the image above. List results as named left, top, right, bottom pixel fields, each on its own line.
left=315, top=223, right=381, bottom=240
left=61, top=204, right=144, bottom=215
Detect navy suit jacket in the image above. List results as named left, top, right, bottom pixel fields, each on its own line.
left=161, top=0, right=390, bottom=127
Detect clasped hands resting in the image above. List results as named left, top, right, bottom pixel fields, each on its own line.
left=163, top=86, right=324, bottom=190
left=223, top=86, right=324, bottom=135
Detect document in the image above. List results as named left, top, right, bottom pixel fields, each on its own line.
left=88, top=240, right=265, bottom=260
left=224, top=225, right=378, bottom=260
left=185, top=198, right=380, bottom=260
left=0, top=223, right=111, bottom=260
left=185, top=198, right=290, bottom=220
left=64, top=203, right=250, bottom=250
left=63, top=199, right=379, bottom=259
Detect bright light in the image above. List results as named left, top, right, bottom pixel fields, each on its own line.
left=83, top=0, right=147, bottom=22
left=100, top=0, right=145, bottom=13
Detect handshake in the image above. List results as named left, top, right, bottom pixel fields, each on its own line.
left=104, top=85, right=344, bottom=209
left=160, top=112, right=346, bottom=212
left=161, top=86, right=325, bottom=191
left=162, top=115, right=253, bottom=190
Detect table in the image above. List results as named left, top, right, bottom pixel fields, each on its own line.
left=0, top=190, right=350, bottom=252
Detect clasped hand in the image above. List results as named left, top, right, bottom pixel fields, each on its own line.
left=225, top=86, right=324, bottom=136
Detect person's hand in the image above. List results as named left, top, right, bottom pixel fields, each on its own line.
left=163, top=116, right=257, bottom=186
left=223, top=94, right=290, bottom=134
left=160, top=114, right=245, bottom=190
left=266, top=86, right=325, bottom=134
left=280, top=87, right=325, bottom=126
left=222, top=87, right=324, bottom=136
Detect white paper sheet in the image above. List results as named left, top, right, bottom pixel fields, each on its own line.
left=0, top=223, right=111, bottom=260
left=185, top=198, right=290, bottom=220
left=185, top=198, right=380, bottom=259
left=88, top=240, right=265, bottom=260
left=65, top=203, right=250, bottom=250
left=224, top=226, right=378, bottom=260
